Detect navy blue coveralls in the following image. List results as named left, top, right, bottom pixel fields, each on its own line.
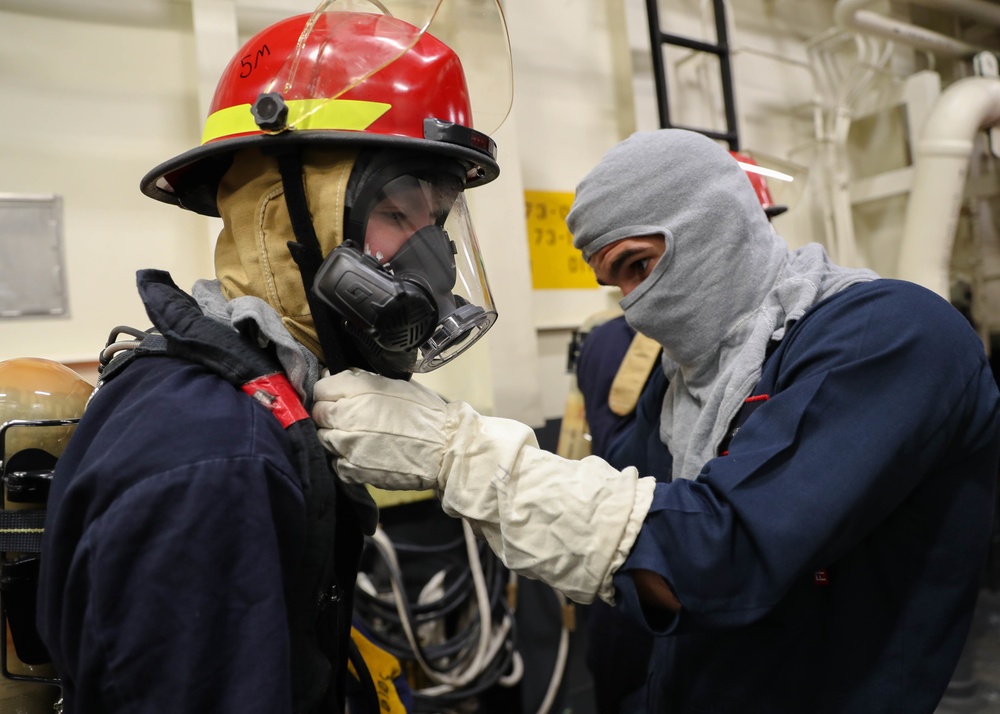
left=609, top=279, right=1000, bottom=713
left=36, top=271, right=373, bottom=714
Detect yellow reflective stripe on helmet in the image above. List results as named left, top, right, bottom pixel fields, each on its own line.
left=201, top=99, right=392, bottom=144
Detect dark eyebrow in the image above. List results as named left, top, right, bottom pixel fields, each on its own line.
left=608, top=246, right=649, bottom=279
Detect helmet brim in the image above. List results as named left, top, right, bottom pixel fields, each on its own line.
left=140, top=130, right=500, bottom=218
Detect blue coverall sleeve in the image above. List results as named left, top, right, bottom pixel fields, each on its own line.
left=614, top=281, right=1000, bottom=632
left=65, top=457, right=304, bottom=713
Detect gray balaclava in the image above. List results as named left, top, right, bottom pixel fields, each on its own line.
left=567, top=129, right=878, bottom=480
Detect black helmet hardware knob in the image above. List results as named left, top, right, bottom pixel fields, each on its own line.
left=251, top=92, right=289, bottom=131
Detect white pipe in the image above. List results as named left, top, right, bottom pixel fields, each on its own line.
left=897, top=77, right=1000, bottom=297
left=834, top=0, right=982, bottom=56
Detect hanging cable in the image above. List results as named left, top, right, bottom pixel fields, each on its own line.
left=353, top=515, right=523, bottom=711
left=354, top=511, right=582, bottom=714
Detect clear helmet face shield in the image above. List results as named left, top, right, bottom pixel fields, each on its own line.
left=256, top=0, right=512, bottom=139
left=273, top=0, right=507, bottom=374
left=314, top=168, right=497, bottom=373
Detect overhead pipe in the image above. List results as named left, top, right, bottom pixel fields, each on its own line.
left=897, top=77, right=1000, bottom=297
left=834, top=0, right=983, bottom=57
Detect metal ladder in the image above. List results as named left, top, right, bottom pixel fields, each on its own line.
left=644, top=0, right=740, bottom=151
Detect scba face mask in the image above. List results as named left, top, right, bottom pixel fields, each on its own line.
left=313, top=165, right=497, bottom=373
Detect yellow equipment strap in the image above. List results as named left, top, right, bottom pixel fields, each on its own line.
left=556, top=376, right=591, bottom=461
left=366, top=483, right=436, bottom=509
left=202, top=98, right=391, bottom=144
left=347, top=626, right=408, bottom=714
left=608, top=333, right=661, bottom=417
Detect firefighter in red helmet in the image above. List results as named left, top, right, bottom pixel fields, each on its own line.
left=141, top=3, right=508, bottom=377
left=36, top=3, right=511, bottom=713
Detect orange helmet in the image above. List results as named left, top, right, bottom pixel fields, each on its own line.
left=0, top=358, right=92, bottom=468
left=1, top=358, right=92, bottom=706
left=141, top=1, right=510, bottom=217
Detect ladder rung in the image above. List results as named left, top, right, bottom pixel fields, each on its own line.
left=666, top=125, right=738, bottom=144
left=657, top=31, right=726, bottom=56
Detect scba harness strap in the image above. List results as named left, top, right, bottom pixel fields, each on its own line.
left=0, top=509, right=46, bottom=553
left=97, top=269, right=379, bottom=713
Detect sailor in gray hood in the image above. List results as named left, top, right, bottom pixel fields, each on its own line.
left=312, top=128, right=1000, bottom=712
left=567, top=129, right=876, bottom=481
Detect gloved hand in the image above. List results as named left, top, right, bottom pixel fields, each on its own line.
left=312, top=369, right=656, bottom=605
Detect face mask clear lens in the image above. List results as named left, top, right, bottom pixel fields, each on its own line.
left=314, top=178, right=496, bottom=374
left=387, top=190, right=496, bottom=372
left=363, top=174, right=460, bottom=264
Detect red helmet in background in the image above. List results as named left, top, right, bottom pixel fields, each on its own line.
left=730, top=150, right=788, bottom=219
left=141, top=1, right=511, bottom=217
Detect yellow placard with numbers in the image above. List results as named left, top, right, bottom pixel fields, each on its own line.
left=524, top=190, right=599, bottom=289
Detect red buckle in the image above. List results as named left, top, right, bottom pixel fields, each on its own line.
left=241, top=374, right=309, bottom=428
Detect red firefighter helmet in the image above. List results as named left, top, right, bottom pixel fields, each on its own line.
left=141, top=1, right=511, bottom=217
left=730, top=150, right=788, bottom=219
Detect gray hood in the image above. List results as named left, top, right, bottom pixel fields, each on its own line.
left=568, top=129, right=877, bottom=480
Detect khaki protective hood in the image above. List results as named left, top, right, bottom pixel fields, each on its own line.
left=214, top=146, right=359, bottom=359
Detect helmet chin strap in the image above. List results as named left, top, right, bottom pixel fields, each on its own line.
left=275, top=150, right=381, bottom=377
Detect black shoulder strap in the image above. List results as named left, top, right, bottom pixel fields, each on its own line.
left=276, top=150, right=374, bottom=376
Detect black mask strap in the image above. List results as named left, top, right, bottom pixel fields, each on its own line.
left=276, top=150, right=374, bottom=375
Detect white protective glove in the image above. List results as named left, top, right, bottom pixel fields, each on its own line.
left=312, top=369, right=656, bottom=605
